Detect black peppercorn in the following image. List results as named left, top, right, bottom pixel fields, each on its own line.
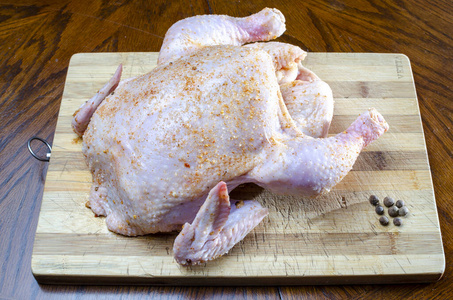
left=383, top=196, right=395, bottom=207
left=369, top=195, right=379, bottom=206
left=396, top=200, right=404, bottom=208
left=379, top=216, right=389, bottom=226
left=375, top=205, right=384, bottom=215
left=388, top=206, right=399, bottom=217
left=393, top=217, right=402, bottom=226
left=399, top=206, right=409, bottom=216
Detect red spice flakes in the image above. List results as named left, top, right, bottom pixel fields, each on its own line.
left=184, top=163, right=190, bottom=168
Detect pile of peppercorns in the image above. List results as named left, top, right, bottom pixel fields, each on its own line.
left=369, top=195, right=409, bottom=226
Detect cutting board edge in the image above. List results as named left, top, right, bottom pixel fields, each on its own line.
left=31, top=270, right=445, bottom=286
left=402, top=55, right=446, bottom=265
left=32, top=52, right=445, bottom=286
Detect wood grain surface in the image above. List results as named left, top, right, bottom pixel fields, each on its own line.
left=31, top=52, right=444, bottom=286
left=1, top=0, right=452, bottom=299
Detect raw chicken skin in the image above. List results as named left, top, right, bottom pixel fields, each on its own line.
left=157, top=8, right=286, bottom=64
left=72, top=8, right=388, bottom=265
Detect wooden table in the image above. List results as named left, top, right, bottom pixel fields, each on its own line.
left=1, top=0, right=451, bottom=298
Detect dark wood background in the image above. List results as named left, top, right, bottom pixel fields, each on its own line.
left=1, top=0, right=451, bottom=299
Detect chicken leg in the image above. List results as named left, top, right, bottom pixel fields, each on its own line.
left=280, top=79, right=334, bottom=138
left=245, top=42, right=334, bottom=138
left=250, top=109, right=389, bottom=196
left=158, top=8, right=286, bottom=64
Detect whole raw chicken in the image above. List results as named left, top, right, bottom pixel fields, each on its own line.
left=72, top=8, right=388, bottom=265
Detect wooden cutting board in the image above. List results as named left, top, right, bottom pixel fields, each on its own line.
left=32, top=52, right=445, bottom=285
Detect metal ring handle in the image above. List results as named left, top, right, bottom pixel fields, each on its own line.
left=28, top=137, right=52, bottom=162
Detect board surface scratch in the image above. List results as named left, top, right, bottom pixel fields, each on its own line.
left=32, top=52, right=445, bottom=285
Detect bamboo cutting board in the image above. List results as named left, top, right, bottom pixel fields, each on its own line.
left=32, top=52, right=445, bottom=285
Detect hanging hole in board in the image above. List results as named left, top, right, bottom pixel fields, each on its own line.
left=28, top=137, right=52, bottom=162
